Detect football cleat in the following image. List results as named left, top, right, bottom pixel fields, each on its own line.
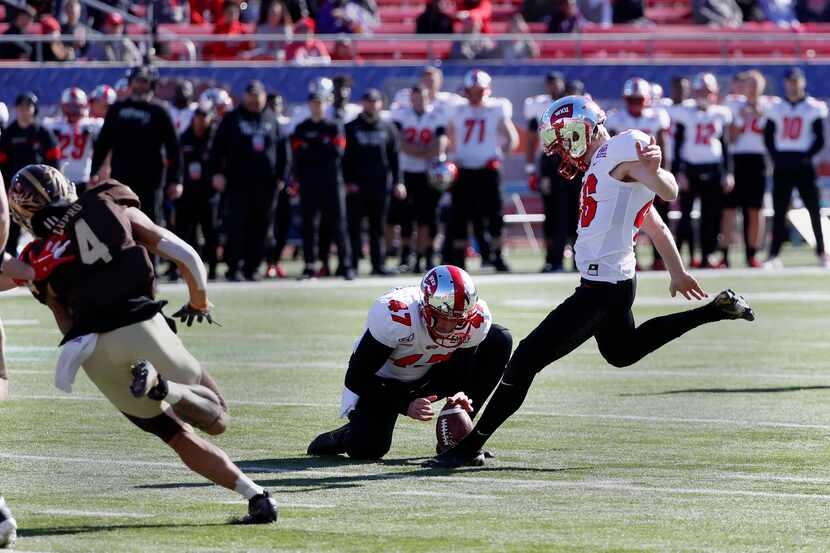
left=422, top=449, right=486, bottom=469
left=307, top=424, right=350, bottom=456
left=711, top=289, right=755, bottom=322
left=241, top=491, right=278, bottom=525
left=762, top=257, right=783, bottom=270
left=129, top=360, right=159, bottom=398
left=0, top=497, right=17, bottom=549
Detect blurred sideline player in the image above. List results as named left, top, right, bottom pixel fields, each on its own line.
left=447, top=69, right=518, bottom=271
left=763, top=68, right=829, bottom=269
left=524, top=71, right=578, bottom=273
left=722, top=70, right=775, bottom=268
left=606, top=78, right=671, bottom=270
left=44, top=87, right=103, bottom=196
left=390, top=85, right=450, bottom=273
left=307, top=265, right=511, bottom=461
left=5, top=165, right=278, bottom=523
left=89, top=84, right=117, bottom=119
left=672, top=73, right=733, bottom=268
left=392, top=66, right=464, bottom=118
left=426, top=95, right=755, bottom=468
left=168, top=80, right=197, bottom=136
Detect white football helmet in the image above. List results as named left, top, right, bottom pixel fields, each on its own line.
left=539, top=95, right=606, bottom=179
left=419, top=265, right=479, bottom=348
left=427, top=156, right=458, bottom=192
left=61, top=87, right=88, bottom=122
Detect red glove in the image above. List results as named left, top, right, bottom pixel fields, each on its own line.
left=528, top=173, right=539, bottom=192
left=20, top=235, right=76, bottom=281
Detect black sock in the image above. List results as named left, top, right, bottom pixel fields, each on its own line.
left=460, top=371, right=536, bottom=454
left=621, top=303, right=722, bottom=365
left=147, top=377, right=169, bottom=401
left=746, top=246, right=756, bottom=262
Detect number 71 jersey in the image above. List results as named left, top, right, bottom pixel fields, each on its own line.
left=362, top=286, right=492, bottom=383
left=450, top=97, right=513, bottom=169
left=575, top=130, right=656, bottom=283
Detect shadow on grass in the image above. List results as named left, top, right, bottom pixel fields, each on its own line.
left=19, top=521, right=231, bottom=538
left=620, top=385, right=830, bottom=397
left=136, top=455, right=587, bottom=493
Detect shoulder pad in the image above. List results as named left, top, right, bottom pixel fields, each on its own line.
left=89, top=181, right=141, bottom=209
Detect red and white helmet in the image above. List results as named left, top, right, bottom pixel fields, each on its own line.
left=61, top=87, right=88, bottom=122
left=90, top=84, right=117, bottom=105
left=114, top=78, right=130, bottom=99
left=199, top=88, right=233, bottom=117
left=427, top=156, right=458, bottom=192
left=623, top=77, right=651, bottom=116
left=539, top=95, right=606, bottom=179
left=463, top=69, right=491, bottom=102
left=420, top=265, right=479, bottom=348
left=692, top=72, right=719, bottom=107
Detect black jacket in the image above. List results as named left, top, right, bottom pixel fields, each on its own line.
left=91, top=97, right=182, bottom=190
left=0, top=121, right=60, bottom=185
left=209, top=106, right=287, bottom=188
left=343, top=114, right=400, bottom=187
left=180, top=125, right=215, bottom=201
left=290, top=117, right=345, bottom=186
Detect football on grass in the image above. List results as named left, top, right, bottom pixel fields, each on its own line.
left=436, top=403, right=474, bottom=454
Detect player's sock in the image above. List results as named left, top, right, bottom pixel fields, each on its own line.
left=234, top=475, right=265, bottom=500
left=147, top=377, right=184, bottom=405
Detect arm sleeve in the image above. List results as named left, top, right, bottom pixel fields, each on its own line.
left=91, top=107, right=116, bottom=176
left=343, top=330, right=410, bottom=412
left=764, top=120, right=777, bottom=158
left=159, top=108, right=182, bottom=185
left=807, top=118, right=825, bottom=158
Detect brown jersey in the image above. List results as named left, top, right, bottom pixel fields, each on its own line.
left=33, top=180, right=164, bottom=344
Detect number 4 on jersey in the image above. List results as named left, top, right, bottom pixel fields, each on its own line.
left=75, top=219, right=113, bottom=264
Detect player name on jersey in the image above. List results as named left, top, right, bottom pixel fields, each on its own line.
left=575, top=130, right=656, bottom=283
left=450, top=97, right=513, bottom=169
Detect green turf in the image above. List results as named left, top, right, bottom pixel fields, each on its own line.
left=2, top=252, right=830, bottom=552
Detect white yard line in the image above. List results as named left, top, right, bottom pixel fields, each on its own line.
left=387, top=490, right=500, bottom=500
left=36, top=508, right=151, bottom=519
left=0, top=452, right=182, bottom=469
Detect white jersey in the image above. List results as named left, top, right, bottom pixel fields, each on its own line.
left=605, top=106, right=670, bottom=138
left=44, top=117, right=103, bottom=184
left=286, top=102, right=361, bottom=134
left=672, top=103, right=732, bottom=165
left=392, top=89, right=464, bottom=118
left=662, top=99, right=695, bottom=166
left=575, top=130, right=656, bottom=283
left=450, top=97, right=513, bottom=169
left=169, top=103, right=197, bottom=135
left=730, top=95, right=778, bottom=155
left=391, top=104, right=448, bottom=173
left=766, top=96, right=828, bottom=153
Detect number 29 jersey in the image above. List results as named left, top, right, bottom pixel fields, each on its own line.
left=449, top=97, right=513, bottom=169
left=362, top=286, right=492, bottom=383
left=43, top=117, right=103, bottom=184
left=575, top=130, right=656, bottom=283
left=390, top=105, right=448, bottom=173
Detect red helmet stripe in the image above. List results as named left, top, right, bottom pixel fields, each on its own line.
left=446, top=265, right=465, bottom=313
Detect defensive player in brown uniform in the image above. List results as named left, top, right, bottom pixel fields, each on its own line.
left=5, top=164, right=278, bottom=524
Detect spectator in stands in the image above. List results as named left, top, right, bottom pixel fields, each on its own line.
left=693, top=0, right=743, bottom=26
left=416, top=0, right=454, bottom=34
left=613, top=0, right=647, bottom=23
left=758, top=0, right=798, bottom=24
left=61, top=0, right=89, bottom=58
left=736, top=0, right=765, bottom=21
left=796, top=0, right=830, bottom=20
left=249, top=0, right=293, bottom=58
left=0, top=92, right=60, bottom=254
left=204, top=1, right=253, bottom=59
left=497, top=14, right=539, bottom=59
left=522, top=0, right=550, bottom=21
left=0, top=5, right=36, bottom=61
left=39, top=15, right=73, bottom=61
left=455, top=0, right=492, bottom=33
left=576, top=0, right=611, bottom=25
left=332, top=38, right=361, bottom=61
left=286, top=17, right=331, bottom=64
left=448, top=17, right=497, bottom=59
left=283, top=0, right=319, bottom=21
left=316, top=0, right=377, bottom=33
left=546, top=0, right=584, bottom=33
left=90, top=0, right=130, bottom=30
left=210, top=80, right=287, bottom=281
left=85, top=12, right=142, bottom=63
left=190, top=0, right=224, bottom=23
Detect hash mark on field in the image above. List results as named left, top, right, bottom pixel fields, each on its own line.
left=388, top=490, right=500, bottom=500
left=37, top=508, right=151, bottom=519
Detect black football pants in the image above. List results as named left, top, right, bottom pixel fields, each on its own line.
left=769, top=163, right=825, bottom=257
left=467, top=278, right=727, bottom=449
left=676, top=163, right=723, bottom=263
left=299, top=179, right=351, bottom=269
left=347, top=180, right=389, bottom=271
left=223, top=182, right=276, bottom=277
left=175, top=194, right=219, bottom=274
left=343, top=324, right=512, bottom=460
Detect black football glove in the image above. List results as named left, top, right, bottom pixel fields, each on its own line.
left=172, top=303, right=221, bottom=327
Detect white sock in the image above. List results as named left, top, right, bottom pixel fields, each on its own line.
left=164, top=381, right=185, bottom=406
left=234, top=476, right=264, bottom=500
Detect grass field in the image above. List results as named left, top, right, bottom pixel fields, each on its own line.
left=2, top=252, right=830, bottom=552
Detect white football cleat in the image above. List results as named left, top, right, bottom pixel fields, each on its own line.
left=0, top=497, right=17, bottom=549
left=762, top=257, right=783, bottom=270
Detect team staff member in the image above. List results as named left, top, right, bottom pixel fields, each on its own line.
left=448, top=70, right=518, bottom=272
left=0, top=92, right=60, bottom=254
left=291, top=80, right=354, bottom=280
left=723, top=70, right=774, bottom=268
left=672, top=73, right=733, bottom=268
left=524, top=71, right=575, bottom=273
left=177, top=103, right=219, bottom=281
left=91, top=65, right=183, bottom=225
left=210, top=80, right=287, bottom=281
left=764, top=68, right=829, bottom=269
left=343, top=89, right=402, bottom=276
left=391, top=85, right=450, bottom=273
